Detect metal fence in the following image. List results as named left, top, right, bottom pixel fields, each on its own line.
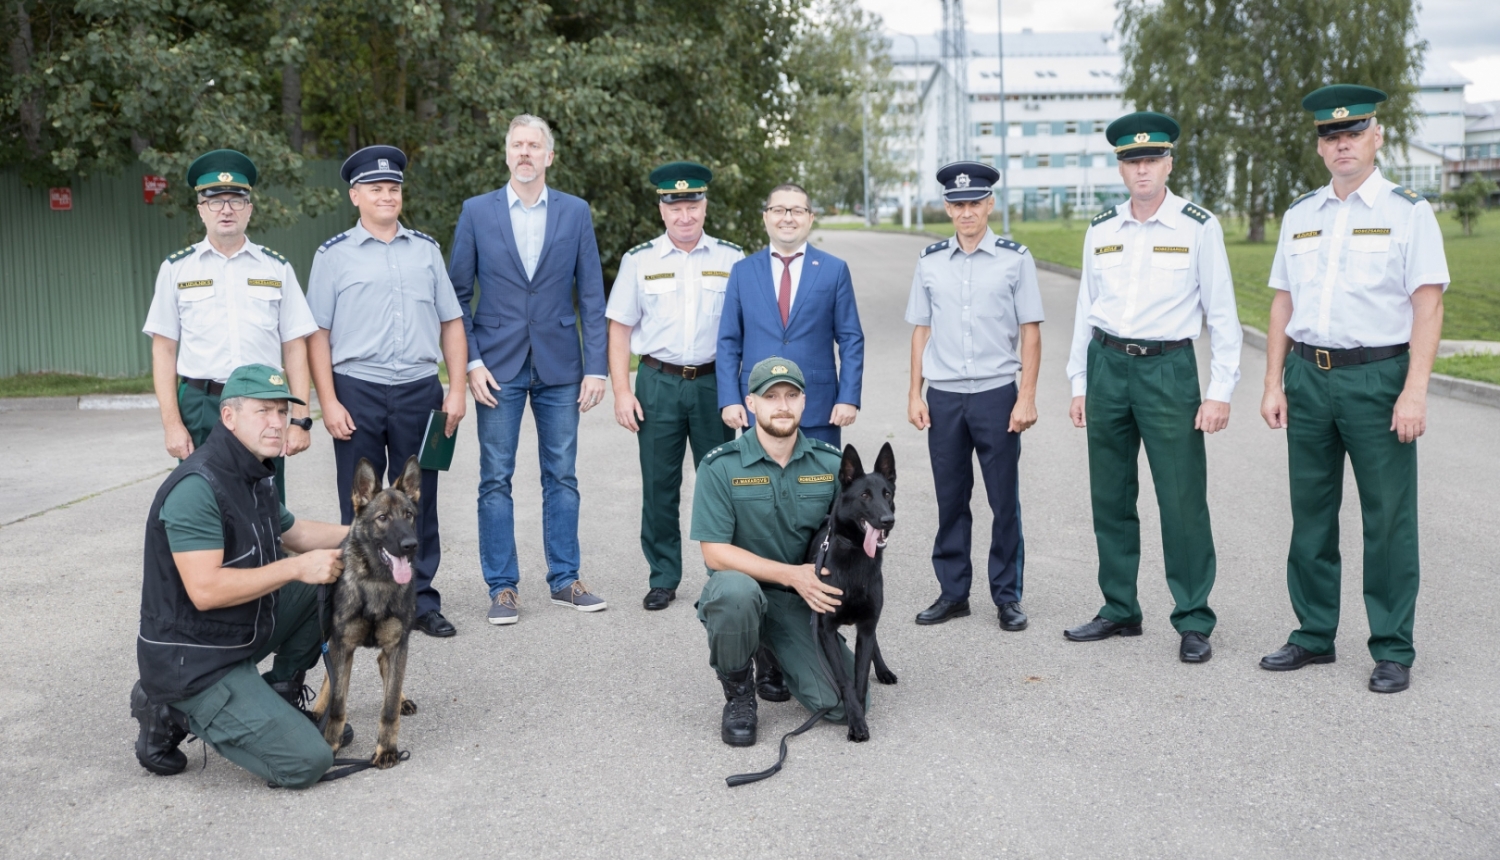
left=0, top=160, right=354, bottom=377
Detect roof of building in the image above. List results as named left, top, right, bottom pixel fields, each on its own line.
left=887, top=30, right=1117, bottom=61
left=965, top=55, right=1123, bottom=96
left=1466, top=101, right=1500, bottom=133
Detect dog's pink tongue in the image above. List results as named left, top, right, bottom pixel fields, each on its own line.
left=863, top=522, right=879, bottom=558
left=382, top=550, right=414, bottom=584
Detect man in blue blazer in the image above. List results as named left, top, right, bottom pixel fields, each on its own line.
left=449, top=114, right=610, bottom=625
left=717, top=183, right=864, bottom=446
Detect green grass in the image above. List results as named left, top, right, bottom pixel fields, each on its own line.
left=0, top=372, right=154, bottom=398
left=1433, top=353, right=1500, bottom=386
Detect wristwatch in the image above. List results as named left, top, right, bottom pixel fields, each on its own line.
left=289, top=417, right=313, bottom=431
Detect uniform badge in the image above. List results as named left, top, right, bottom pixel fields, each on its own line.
left=269, top=374, right=284, bottom=385
left=1332, top=106, right=1350, bottom=119
left=1134, top=132, right=1150, bottom=143
left=675, top=179, right=689, bottom=190
left=378, top=158, right=390, bottom=170
left=955, top=173, right=971, bottom=188
left=218, top=172, right=234, bottom=182
left=772, top=365, right=787, bottom=374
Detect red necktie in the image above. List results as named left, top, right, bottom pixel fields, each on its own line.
left=773, top=252, right=803, bottom=327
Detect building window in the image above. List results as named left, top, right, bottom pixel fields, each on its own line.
left=1008, top=123, right=1023, bottom=138
left=1036, top=123, right=1051, bottom=136
left=1036, top=154, right=1051, bottom=168
left=979, top=122, right=995, bottom=136
left=979, top=155, right=996, bottom=166
left=1065, top=121, right=1079, bottom=135
left=1009, top=156, right=1024, bottom=171
left=1065, top=154, right=1079, bottom=167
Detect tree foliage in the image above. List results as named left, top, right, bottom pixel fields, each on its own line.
left=1443, top=175, right=1497, bottom=237
left=1116, top=0, right=1424, bottom=241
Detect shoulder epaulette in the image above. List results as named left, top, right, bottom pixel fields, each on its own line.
left=995, top=237, right=1029, bottom=255
left=1288, top=190, right=1319, bottom=210
left=626, top=241, right=653, bottom=256
left=702, top=443, right=735, bottom=465
left=317, top=232, right=350, bottom=254
left=260, top=246, right=289, bottom=264
left=1391, top=185, right=1423, bottom=205
left=166, top=246, right=195, bottom=263
left=1181, top=202, right=1211, bottom=224
left=410, top=229, right=440, bottom=247
left=920, top=239, right=950, bottom=258
left=1090, top=207, right=1119, bottom=227
left=717, top=239, right=743, bottom=253
left=810, top=438, right=842, bottom=456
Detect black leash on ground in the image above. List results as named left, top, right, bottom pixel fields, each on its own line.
left=726, top=513, right=842, bottom=788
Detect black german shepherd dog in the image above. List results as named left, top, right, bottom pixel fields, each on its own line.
left=807, top=441, right=898, bottom=742
left=310, top=456, right=421, bottom=768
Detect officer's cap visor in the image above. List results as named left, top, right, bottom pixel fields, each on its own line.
left=659, top=191, right=707, bottom=203
left=198, top=187, right=250, bottom=198
left=943, top=187, right=995, bottom=203
left=1117, top=146, right=1173, bottom=161
left=1316, top=117, right=1375, bottom=137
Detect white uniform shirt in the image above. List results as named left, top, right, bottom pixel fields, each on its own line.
left=767, top=242, right=809, bottom=311
left=1269, top=169, right=1450, bottom=349
left=1066, top=190, right=1243, bottom=402
left=142, top=237, right=318, bottom=381
left=606, top=233, right=744, bottom=365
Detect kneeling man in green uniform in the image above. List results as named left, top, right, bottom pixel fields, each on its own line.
left=692, top=357, right=853, bottom=746
left=131, top=364, right=349, bottom=787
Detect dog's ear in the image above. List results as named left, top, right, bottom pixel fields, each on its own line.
left=839, top=444, right=864, bottom=487
left=351, top=458, right=379, bottom=513
left=873, top=442, right=896, bottom=485
left=394, top=455, right=422, bottom=504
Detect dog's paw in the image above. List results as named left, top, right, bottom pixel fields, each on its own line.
left=400, top=697, right=418, bottom=716
left=372, top=746, right=403, bottom=770
left=847, top=720, right=870, bottom=742
left=875, top=667, right=898, bottom=685
left=323, top=722, right=346, bottom=753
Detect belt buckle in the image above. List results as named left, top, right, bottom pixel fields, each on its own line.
left=1125, top=343, right=1145, bottom=356
left=682, top=365, right=698, bottom=380
left=1315, top=349, right=1332, bottom=371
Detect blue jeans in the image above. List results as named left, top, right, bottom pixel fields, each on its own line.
left=475, top=353, right=582, bottom=597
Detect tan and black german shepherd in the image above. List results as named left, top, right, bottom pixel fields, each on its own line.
left=310, top=455, right=421, bottom=768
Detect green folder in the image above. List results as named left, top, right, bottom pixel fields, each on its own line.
left=418, top=410, right=456, bottom=471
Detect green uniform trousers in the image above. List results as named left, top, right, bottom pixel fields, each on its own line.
left=1282, top=351, right=1419, bottom=665
left=636, top=364, right=734, bottom=590
left=697, top=571, right=859, bottom=722
left=171, top=581, right=332, bottom=788
left=1085, top=339, right=1217, bottom=635
left=179, top=380, right=287, bottom=503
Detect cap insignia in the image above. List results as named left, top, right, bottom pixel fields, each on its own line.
left=1134, top=132, right=1150, bottom=144
left=378, top=158, right=390, bottom=170
left=269, top=374, right=284, bottom=385
left=675, top=179, right=689, bottom=190
left=772, top=365, right=788, bottom=374
left=1332, top=106, right=1350, bottom=119
left=955, top=173, right=971, bottom=188
left=218, top=172, right=234, bottom=182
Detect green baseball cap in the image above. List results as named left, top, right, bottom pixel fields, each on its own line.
left=221, top=363, right=305, bottom=405
left=748, top=356, right=805, bottom=395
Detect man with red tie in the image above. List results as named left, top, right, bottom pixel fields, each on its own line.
left=716, top=183, right=865, bottom=447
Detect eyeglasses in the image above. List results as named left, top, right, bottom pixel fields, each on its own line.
left=764, top=206, right=812, bottom=219
left=198, top=197, right=249, bottom=212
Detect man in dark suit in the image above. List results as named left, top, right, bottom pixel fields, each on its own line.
left=716, top=183, right=864, bottom=446
left=448, top=113, right=610, bottom=626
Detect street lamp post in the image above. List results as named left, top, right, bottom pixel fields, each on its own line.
left=902, top=32, right=926, bottom=231
left=862, top=86, right=871, bottom=226
left=996, top=0, right=1010, bottom=237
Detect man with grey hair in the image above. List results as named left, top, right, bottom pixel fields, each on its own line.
left=449, top=113, right=611, bottom=625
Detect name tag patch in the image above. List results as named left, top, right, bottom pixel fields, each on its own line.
left=1292, top=230, right=1322, bottom=240
left=643, top=272, right=675, bottom=281
left=1152, top=246, right=1190, bottom=254
left=177, top=279, right=213, bottom=289
left=732, top=476, right=771, bottom=486
left=798, top=474, right=835, bottom=484
left=701, top=270, right=731, bottom=278
left=246, top=279, right=282, bottom=288
left=1352, top=228, right=1391, bottom=235
left=1093, top=245, right=1124, bottom=255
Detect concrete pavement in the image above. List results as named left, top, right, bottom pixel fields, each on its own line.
left=1, top=229, right=1497, bottom=858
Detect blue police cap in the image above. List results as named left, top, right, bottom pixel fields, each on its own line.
left=937, top=161, right=999, bottom=202
left=340, top=145, right=407, bottom=185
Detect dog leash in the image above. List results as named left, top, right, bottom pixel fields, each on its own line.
left=726, top=513, right=843, bottom=788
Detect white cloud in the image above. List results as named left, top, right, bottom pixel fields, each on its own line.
left=1451, top=56, right=1500, bottom=102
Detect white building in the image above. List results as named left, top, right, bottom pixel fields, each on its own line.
left=1384, top=68, right=1469, bottom=195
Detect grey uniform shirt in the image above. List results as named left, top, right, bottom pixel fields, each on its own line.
left=905, top=229, right=1045, bottom=394
left=305, top=221, right=464, bottom=385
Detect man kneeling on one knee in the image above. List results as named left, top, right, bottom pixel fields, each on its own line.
left=691, top=356, right=858, bottom=745
left=132, top=364, right=350, bottom=788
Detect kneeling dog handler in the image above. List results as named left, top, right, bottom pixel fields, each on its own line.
left=132, top=363, right=361, bottom=788
left=689, top=357, right=866, bottom=786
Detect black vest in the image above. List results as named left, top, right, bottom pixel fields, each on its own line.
left=137, top=422, right=284, bottom=704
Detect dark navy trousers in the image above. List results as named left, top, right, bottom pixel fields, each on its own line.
left=926, top=383, right=1025, bottom=606
left=331, top=372, right=444, bottom=616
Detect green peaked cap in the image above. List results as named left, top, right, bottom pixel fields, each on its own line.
left=187, top=149, right=257, bottom=193
left=1106, top=111, right=1180, bottom=160
left=650, top=161, right=712, bottom=201
left=1302, top=84, right=1387, bottom=135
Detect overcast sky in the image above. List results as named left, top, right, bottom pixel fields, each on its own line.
left=861, top=0, right=1500, bottom=101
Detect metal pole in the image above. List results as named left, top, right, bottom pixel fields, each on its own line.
left=903, top=33, right=926, bottom=231
left=862, top=86, right=871, bottom=226
left=997, top=0, right=1010, bottom=237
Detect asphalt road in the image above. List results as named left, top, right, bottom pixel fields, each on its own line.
left=2, top=229, right=1497, bottom=859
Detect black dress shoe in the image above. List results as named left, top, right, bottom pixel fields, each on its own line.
left=414, top=610, right=457, bottom=638
left=1368, top=660, right=1410, bottom=693
left=642, top=587, right=676, bottom=611
left=1258, top=643, right=1336, bottom=671
left=1179, top=631, right=1212, bottom=663
left=131, top=681, right=188, bottom=776
left=915, top=598, right=971, bottom=625
left=717, top=664, right=757, bottom=746
left=997, top=602, right=1028, bottom=631
left=1063, top=615, right=1143, bottom=641
left=754, top=646, right=791, bottom=702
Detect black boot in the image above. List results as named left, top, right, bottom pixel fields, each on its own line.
left=754, top=646, right=791, bottom=702
left=131, top=681, right=187, bottom=776
left=717, top=664, right=758, bottom=747
left=268, top=670, right=353, bottom=746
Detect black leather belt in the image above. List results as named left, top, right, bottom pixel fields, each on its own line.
left=182, top=377, right=224, bottom=396
left=1093, top=327, right=1192, bottom=357
left=641, top=355, right=715, bottom=380
left=1293, top=341, right=1409, bottom=370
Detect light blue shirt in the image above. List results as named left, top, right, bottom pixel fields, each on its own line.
left=506, top=182, right=549, bottom=280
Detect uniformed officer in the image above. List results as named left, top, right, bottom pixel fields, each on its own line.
left=606, top=161, right=743, bottom=612
left=691, top=357, right=853, bottom=747
left=142, top=149, right=318, bottom=502
left=306, top=145, right=470, bottom=639
left=1062, top=112, right=1242, bottom=663
left=906, top=161, right=1044, bottom=633
left=1259, top=85, right=1448, bottom=694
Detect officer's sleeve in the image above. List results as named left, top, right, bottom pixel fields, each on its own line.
left=604, top=251, right=641, bottom=326
left=1406, top=202, right=1451, bottom=293
left=305, top=249, right=337, bottom=330
left=279, top=503, right=295, bottom=533
left=277, top=263, right=319, bottom=341
left=903, top=263, right=931, bottom=326
left=431, top=246, right=464, bottom=323
left=1268, top=217, right=1292, bottom=292
left=142, top=260, right=181, bottom=339
left=1065, top=227, right=1100, bottom=397
left=1197, top=217, right=1243, bottom=402
left=1012, top=254, right=1045, bottom=325
left=689, top=461, right=736, bottom=545
left=159, top=475, right=226, bottom=552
